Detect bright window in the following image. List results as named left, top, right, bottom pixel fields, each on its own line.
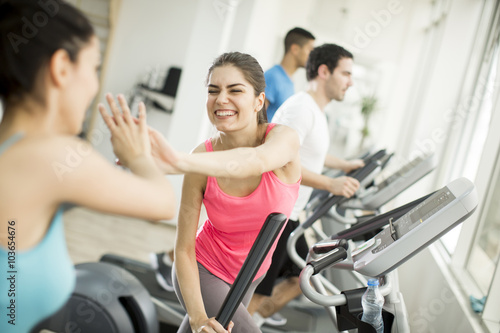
left=467, top=151, right=500, bottom=294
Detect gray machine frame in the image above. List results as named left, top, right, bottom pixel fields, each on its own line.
left=298, top=177, right=478, bottom=332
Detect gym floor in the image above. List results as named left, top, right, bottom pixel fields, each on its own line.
left=63, top=207, right=176, bottom=265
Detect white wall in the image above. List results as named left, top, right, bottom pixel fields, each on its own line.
left=306, top=0, right=431, bottom=159
left=239, top=0, right=316, bottom=70
left=398, top=246, right=480, bottom=333
left=92, top=0, right=198, bottom=160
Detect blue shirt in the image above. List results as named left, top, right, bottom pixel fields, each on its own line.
left=264, top=65, right=294, bottom=121
left=0, top=133, right=75, bottom=332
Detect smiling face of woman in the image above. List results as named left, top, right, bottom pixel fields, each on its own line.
left=206, top=65, right=264, bottom=133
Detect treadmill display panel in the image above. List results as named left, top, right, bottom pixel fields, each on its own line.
left=376, top=154, right=426, bottom=191
left=393, top=187, right=456, bottom=239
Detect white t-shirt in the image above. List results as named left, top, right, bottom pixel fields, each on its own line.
left=272, top=91, right=330, bottom=220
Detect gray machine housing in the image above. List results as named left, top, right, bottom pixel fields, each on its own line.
left=342, top=152, right=436, bottom=211
left=352, top=177, right=478, bottom=277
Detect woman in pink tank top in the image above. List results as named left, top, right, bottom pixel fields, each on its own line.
left=143, top=52, right=302, bottom=333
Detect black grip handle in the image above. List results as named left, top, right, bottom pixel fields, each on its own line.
left=380, top=152, right=394, bottom=169
left=309, top=247, right=348, bottom=274
left=302, top=194, right=344, bottom=229
left=312, top=239, right=348, bottom=254
left=363, top=149, right=387, bottom=164
left=302, top=160, right=382, bottom=229
left=306, top=150, right=388, bottom=219
left=215, top=213, right=288, bottom=328
left=348, top=160, right=380, bottom=180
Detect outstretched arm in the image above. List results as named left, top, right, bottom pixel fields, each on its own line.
left=52, top=93, right=177, bottom=221
left=109, top=96, right=300, bottom=182
left=151, top=124, right=301, bottom=182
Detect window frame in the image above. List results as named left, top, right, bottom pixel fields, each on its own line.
left=450, top=62, right=500, bottom=332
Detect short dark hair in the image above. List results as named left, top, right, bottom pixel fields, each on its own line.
left=284, top=27, right=315, bottom=53
left=306, top=44, right=353, bottom=81
left=207, top=52, right=267, bottom=124
left=0, top=0, right=95, bottom=106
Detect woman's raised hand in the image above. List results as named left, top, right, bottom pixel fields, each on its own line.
left=147, top=126, right=184, bottom=174
left=98, top=93, right=152, bottom=168
left=99, top=93, right=184, bottom=174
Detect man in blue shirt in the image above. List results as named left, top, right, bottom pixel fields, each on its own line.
left=265, top=27, right=315, bottom=121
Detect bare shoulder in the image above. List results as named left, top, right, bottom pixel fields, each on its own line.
left=1, top=135, right=91, bottom=170
left=265, top=124, right=300, bottom=150
left=191, top=140, right=208, bottom=154
left=32, top=135, right=96, bottom=172
left=0, top=135, right=98, bottom=206
left=5, top=135, right=109, bottom=188
left=266, top=123, right=299, bottom=140
left=264, top=124, right=301, bottom=183
left=15, top=135, right=90, bottom=157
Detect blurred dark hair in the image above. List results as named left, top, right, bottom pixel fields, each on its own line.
left=284, top=27, right=315, bottom=53
left=0, top=0, right=95, bottom=107
left=306, top=44, right=353, bottom=81
left=207, top=52, right=267, bottom=124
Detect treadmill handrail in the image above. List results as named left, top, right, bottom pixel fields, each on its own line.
left=287, top=159, right=384, bottom=280
left=215, top=213, right=288, bottom=328
left=308, top=247, right=348, bottom=275
left=306, top=149, right=388, bottom=207
left=302, top=160, right=382, bottom=229
left=299, top=266, right=393, bottom=307
left=362, top=149, right=387, bottom=166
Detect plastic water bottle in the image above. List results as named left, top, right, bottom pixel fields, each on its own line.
left=361, top=278, right=384, bottom=333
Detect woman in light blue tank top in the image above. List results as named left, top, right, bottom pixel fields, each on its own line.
left=0, top=1, right=178, bottom=331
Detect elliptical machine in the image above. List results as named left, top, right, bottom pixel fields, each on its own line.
left=303, top=152, right=437, bottom=293
left=297, top=177, right=478, bottom=332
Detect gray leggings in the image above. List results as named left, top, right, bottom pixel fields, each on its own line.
left=172, top=261, right=264, bottom=333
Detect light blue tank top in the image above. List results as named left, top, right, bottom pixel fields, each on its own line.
left=0, top=133, right=75, bottom=332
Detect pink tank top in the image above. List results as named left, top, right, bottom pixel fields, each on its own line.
left=195, top=124, right=300, bottom=284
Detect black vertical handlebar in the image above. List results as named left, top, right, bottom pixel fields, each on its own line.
left=215, top=213, right=288, bottom=328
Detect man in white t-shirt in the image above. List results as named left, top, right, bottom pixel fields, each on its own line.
left=248, top=44, right=364, bottom=326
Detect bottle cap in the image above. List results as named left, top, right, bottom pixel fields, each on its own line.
left=367, top=278, right=379, bottom=286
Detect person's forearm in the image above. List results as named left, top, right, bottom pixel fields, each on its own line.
left=127, top=154, right=176, bottom=219
left=178, top=147, right=267, bottom=178
left=174, top=250, right=208, bottom=323
left=127, top=154, right=166, bottom=180
left=300, top=167, right=330, bottom=191
left=323, top=154, right=348, bottom=170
